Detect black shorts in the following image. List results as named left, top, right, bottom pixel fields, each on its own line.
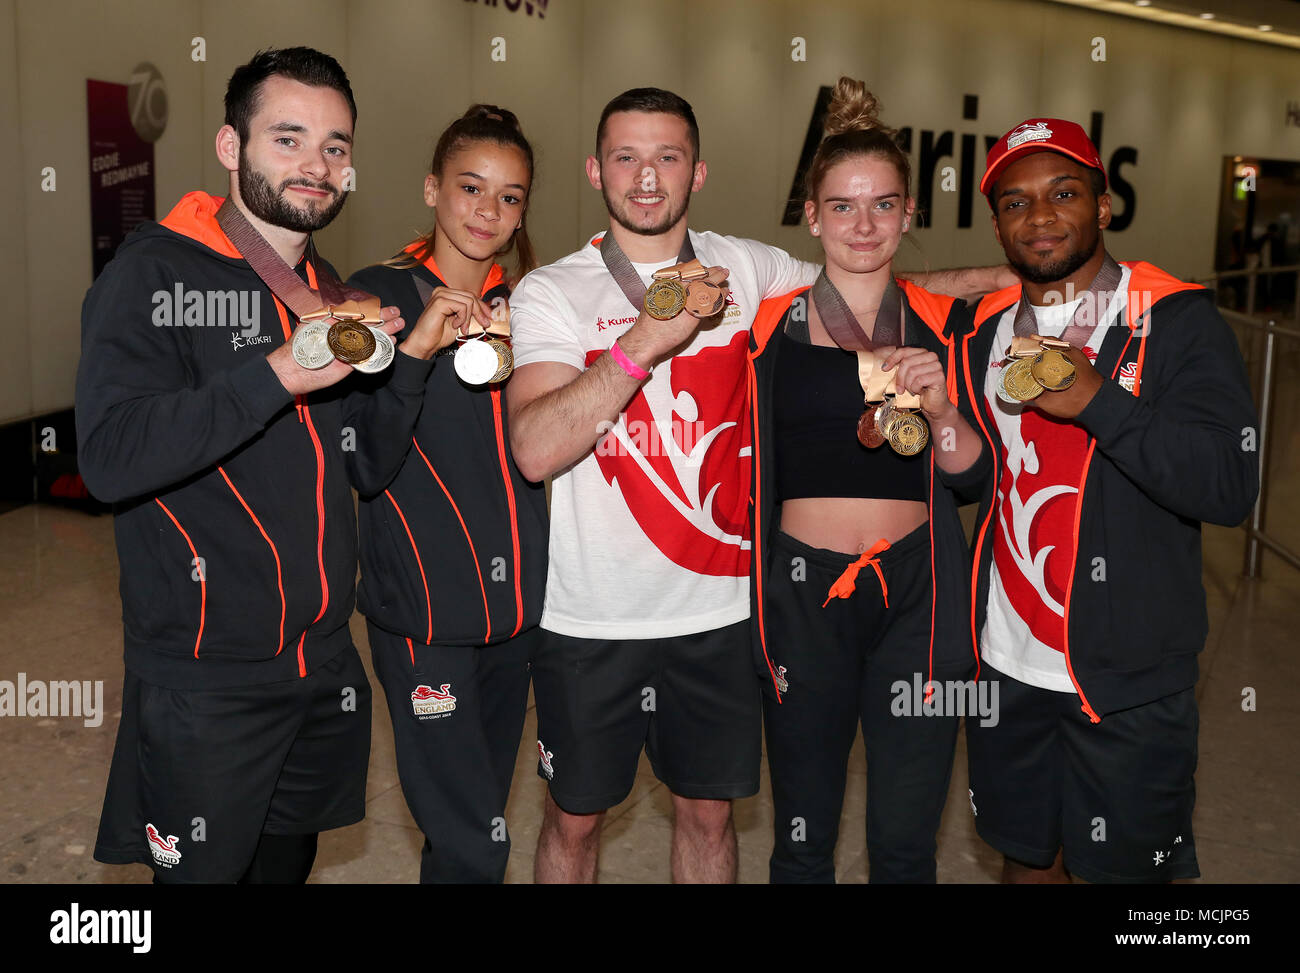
left=531, top=620, right=761, bottom=813
left=368, top=621, right=536, bottom=883
left=94, top=645, right=372, bottom=883
left=966, top=660, right=1199, bottom=883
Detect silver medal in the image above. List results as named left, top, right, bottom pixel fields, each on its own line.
left=352, top=325, right=395, bottom=374
left=292, top=320, right=333, bottom=370
left=454, top=338, right=503, bottom=386
left=995, top=364, right=1023, bottom=406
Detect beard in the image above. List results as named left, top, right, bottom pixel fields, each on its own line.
left=601, top=180, right=691, bottom=237
left=1008, top=233, right=1099, bottom=285
left=238, top=151, right=347, bottom=233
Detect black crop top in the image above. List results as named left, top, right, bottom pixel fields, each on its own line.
left=773, top=312, right=928, bottom=503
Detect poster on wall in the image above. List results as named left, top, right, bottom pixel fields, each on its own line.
left=86, top=64, right=166, bottom=279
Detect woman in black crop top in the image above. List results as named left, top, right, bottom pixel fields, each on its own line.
left=747, top=77, right=992, bottom=883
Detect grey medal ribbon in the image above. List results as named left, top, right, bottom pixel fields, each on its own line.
left=1012, top=251, right=1123, bottom=347
left=809, top=269, right=904, bottom=350
left=599, top=230, right=696, bottom=313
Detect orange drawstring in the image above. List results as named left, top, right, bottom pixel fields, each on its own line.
left=822, top=538, right=891, bottom=608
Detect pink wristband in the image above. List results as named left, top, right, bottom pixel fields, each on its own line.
left=609, top=341, right=650, bottom=381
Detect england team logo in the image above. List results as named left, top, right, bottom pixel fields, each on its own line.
left=411, top=683, right=457, bottom=719
left=774, top=665, right=789, bottom=694
left=537, top=740, right=555, bottom=780
left=1118, top=360, right=1139, bottom=393
left=145, top=823, right=182, bottom=868
left=1007, top=121, right=1053, bottom=149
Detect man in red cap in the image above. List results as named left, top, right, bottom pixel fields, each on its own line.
left=958, top=118, right=1258, bottom=883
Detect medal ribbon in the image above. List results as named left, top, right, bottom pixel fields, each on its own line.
left=810, top=269, right=902, bottom=351
left=215, top=198, right=380, bottom=321
left=810, top=270, right=911, bottom=405
left=1012, top=252, right=1122, bottom=348
left=599, top=230, right=697, bottom=313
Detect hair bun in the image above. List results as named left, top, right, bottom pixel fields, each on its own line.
left=823, top=77, right=890, bottom=139
left=464, top=103, right=521, bottom=131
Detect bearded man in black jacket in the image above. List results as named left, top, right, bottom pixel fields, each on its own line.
left=77, top=47, right=410, bottom=884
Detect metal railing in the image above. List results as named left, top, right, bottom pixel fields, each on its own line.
left=1197, top=263, right=1300, bottom=325
left=1195, top=264, right=1300, bottom=579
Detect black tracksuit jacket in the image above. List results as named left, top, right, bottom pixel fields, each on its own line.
left=343, top=257, right=547, bottom=648
left=75, top=191, right=415, bottom=689
left=960, top=260, right=1260, bottom=719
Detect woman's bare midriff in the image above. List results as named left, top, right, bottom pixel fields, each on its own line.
left=778, top=497, right=928, bottom=555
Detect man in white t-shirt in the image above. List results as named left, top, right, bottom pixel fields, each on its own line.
left=509, top=88, right=1011, bottom=884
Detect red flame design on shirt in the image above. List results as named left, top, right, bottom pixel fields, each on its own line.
left=584, top=331, right=751, bottom=577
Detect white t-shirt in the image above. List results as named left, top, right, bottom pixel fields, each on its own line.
left=510, top=229, right=819, bottom=639
left=979, top=266, right=1132, bottom=691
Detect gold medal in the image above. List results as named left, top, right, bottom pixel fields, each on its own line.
left=1000, top=356, right=1045, bottom=402
left=327, top=320, right=376, bottom=364
left=887, top=410, right=929, bottom=456
left=644, top=278, right=687, bottom=320
left=1030, top=348, right=1076, bottom=391
left=484, top=338, right=514, bottom=383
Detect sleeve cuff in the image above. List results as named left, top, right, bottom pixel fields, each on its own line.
left=391, top=349, right=437, bottom=391
left=231, top=355, right=295, bottom=425
left=1075, top=379, right=1140, bottom=446
left=512, top=349, right=588, bottom=371
left=936, top=440, right=991, bottom=491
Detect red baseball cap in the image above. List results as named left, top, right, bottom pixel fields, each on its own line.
left=980, top=118, right=1106, bottom=199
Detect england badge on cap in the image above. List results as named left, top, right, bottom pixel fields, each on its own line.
left=1006, top=121, right=1054, bottom=149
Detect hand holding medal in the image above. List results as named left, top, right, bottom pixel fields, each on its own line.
left=643, top=260, right=730, bottom=321
left=290, top=297, right=396, bottom=374
left=400, top=284, right=512, bottom=385
left=995, top=334, right=1102, bottom=419
left=278, top=304, right=404, bottom=395
left=292, top=298, right=397, bottom=375
left=213, top=199, right=403, bottom=389
left=453, top=299, right=514, bottom=386
left=855, top=350, right=929, bottom=456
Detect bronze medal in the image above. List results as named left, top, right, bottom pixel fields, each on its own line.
left=1030, top=348, right=1076, bottom=391
left=644, top=278, right=687, bottom=320
left=327, top=320, right=376, bottom=364
left=887, top=411, right=929, bottom=456
left=684, top=279, right=725, bottom=317
left=858, top=403, right=886, bottom=448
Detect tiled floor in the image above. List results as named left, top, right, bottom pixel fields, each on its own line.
left=3, top=322, right=1297, bottom=883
